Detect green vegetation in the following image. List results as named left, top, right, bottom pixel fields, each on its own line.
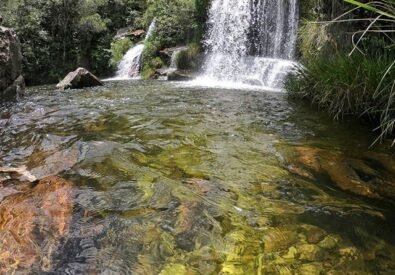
left=287, top=0, right=395, bottom=145
left=0, top=0, right=210, bottom=84
left=141, top=0, right=208, bottom=79
left=175, top=43, right=201, bottom=70
left=0, top=0, right=147, bottom=84
left=286, top=53, right=395, bottom=119
left=110, top=38, right=133, bottom=66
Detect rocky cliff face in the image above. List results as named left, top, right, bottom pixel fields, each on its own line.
left=0, top=26, right=25, bottom=102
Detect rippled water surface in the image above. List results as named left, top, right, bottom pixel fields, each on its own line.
left=1, top=80, right=395, bottom=274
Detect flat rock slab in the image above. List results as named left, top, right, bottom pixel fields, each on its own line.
left=56, top=67, right=103, bottom=90
left=0, top=176, right=73, bottom=273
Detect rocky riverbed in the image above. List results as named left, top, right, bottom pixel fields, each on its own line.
left=1, top=81, right=395, bottom=273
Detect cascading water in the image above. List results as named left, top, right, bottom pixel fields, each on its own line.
left=114, top=19, right=157, bottom=79
left=198, top=0, right=299, bottom=90
left=115, top=44, right=145, bottom=79
left=166, top=47, right=187, bottom=75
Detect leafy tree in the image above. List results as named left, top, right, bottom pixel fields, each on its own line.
left=0, top=0, right=209, bottom=84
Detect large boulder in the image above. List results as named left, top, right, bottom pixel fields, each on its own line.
left=56, top=67, right=103, bottom=90
left=0, top=26, right=25, bottom=102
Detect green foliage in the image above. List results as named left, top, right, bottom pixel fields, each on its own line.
left=175, top=43, right=201, bottom=70
left=79, top=13, right=108, bottom=34
left=194, top=0, right=210, bottom=44
left=290, top=0, right=395, bottom=144
left=111, top=38, right=133, bottom=66
left=286, top=52, right=395, bottom=143
left=0, top=0, right=209, bottom=83
left=342, top=0, right=395, bottom=143
left=141, top=63, right=156, bottom=79
left=297, top=21, right=332, bottom=59
left=139, top=0, right=210, bottom=78
left=286, top=53, right=392, bottom=116
left=151, top=57, right=164, bottom=68
left=298, top=0, right=321, bottom=21
left=344, top=0, right=395, bottom=19
left=0, top=0, right=147, bottom=84
left=144, top=0, right=196, bottom=47
left=141, top=37, right=163, bottom=79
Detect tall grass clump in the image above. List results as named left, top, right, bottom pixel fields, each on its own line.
left=286, top=53, right=395, bottom=118
left=287, top=0, right=395, bottom=145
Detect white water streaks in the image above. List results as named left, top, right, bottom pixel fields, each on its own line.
left=112, top=19, right=157, bottom=80
left=198, top=0, right=299, bottom=91
left=114, top=44, right=145, bottom=79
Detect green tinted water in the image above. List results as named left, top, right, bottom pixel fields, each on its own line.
left=1, top=80, right=395, bottom=274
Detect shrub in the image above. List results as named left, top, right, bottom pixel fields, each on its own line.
left=141, top=37, right=165, bottom=79
left=286, top=52, right=395, bottom=143
left=111, top=38, right=133, bottom=66
left=289, top=0, right=395, bottom=145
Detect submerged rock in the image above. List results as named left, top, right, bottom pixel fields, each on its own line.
left=290, top=146, right=395, bottom=200
left=301, top=224, right=327, bottom=244
left=167, top=70, right=194, bottom=81
left=297, top=244, right=323, bottom=261
left=263, top=226, right=298, bottom=253
left=0, top=176, right=73, bottom=273
left=159, top=263, right=191, bottom=275
left=0, top=165, right=37, bottom=182
left=318, top=235, right=339, bottom=250
left=297, top=263, right=323, bottom=274
left=29, top=144, right=82, bottom=179
left=24, top=142, right=84, bottom=180
left=56, top=67, right=103, bottom=90
left=0, top=26, right=25, bottom=102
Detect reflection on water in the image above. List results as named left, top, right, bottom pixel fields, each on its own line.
left=0, top=80, right=395, bottom=274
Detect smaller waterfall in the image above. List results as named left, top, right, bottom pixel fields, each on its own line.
left=167, top=47, right=187, bottom=74
left=115, top=44, right=145, bottom=79
left=113, top=20, right=156, bottom=79
left=169, top=50, right=180, bottom=70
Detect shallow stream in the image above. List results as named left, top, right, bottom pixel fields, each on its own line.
left=1, top=81, right=395, bottom=274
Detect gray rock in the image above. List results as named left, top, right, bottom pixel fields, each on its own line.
left=0, top=26, right=25, bottom=102
left=2, top=75, right=25, bottom=99
left=167, top=70, right=194, bottom=81
left=114, top=27, right=145, bottom=40
left=56, top=67, right=103, bottom=90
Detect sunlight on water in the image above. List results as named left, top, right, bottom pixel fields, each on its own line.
left=0, top=81, right=395, bottom=274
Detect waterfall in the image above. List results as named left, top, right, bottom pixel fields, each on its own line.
left=114, top=19, right=157, bottom=79
left=199, top=0, right=299, bottom=90
left=115, top=44, right=145, bottom=79
left=166, top=47, right=187, bottom=74
left=170, top=50, right=181, bottom=70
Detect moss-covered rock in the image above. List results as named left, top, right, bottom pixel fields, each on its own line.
left=175, top=43, right=202, bottom=71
